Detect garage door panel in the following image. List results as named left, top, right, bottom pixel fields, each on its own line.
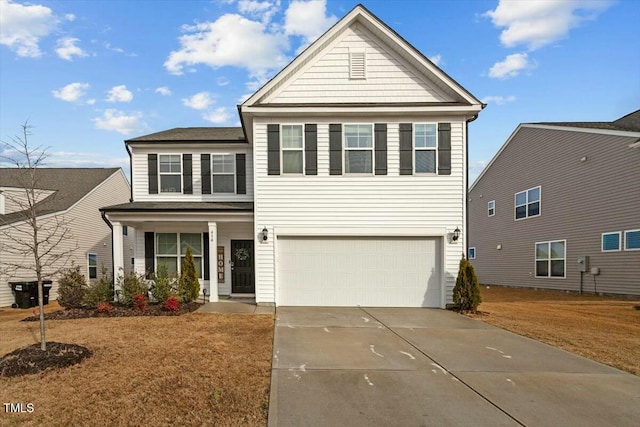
left=277, top=236, right=441, bottom=307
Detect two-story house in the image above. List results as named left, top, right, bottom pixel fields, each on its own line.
left=468, top=110, right=640, bottom=296
left=100, top=5, right=483, bottom=307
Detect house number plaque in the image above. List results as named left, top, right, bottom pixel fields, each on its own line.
left=217, top=246, right=225, bottom=283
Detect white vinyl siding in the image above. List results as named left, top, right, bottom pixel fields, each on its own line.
left=253, top=117, right=466, bottom=305
left=130, top=147, right=253, bottom=202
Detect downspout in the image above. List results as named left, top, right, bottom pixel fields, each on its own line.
left=125, top=143, right=133, bottom=202
left=100, top=210, right=116, bottom=289
left=465, top=112, right=481, bottom=259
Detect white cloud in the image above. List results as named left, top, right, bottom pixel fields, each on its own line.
left=481, top=95, right=517, bottom=105
left=0, top=0, right=59, bottom=57
left=93, top=109, right=145, bottom=135
left=46, top=150, right=129, bottom=169
left=52, top=82, right=90, bottom=103
left=106, top=85, right=133, bottom=103
left=155, top=86, right=172, bottom=96
left=55, top=37, right=87, bottom=61
left=238, top=0, right=280, bottom=23
left=284, top=0, right=337, bottom=44
left=485, top=0, right=613, bottom=50
left=203, top=107, right=232, bottom=124
left=429, top=54, right=442, bottom=66
left=216, top=76, right=230, bottom=86
left=183, top=92, right=214, bottom=110
left=164, top=14, right=289, bottom=77
left=488, top=52, right=531, bottom=79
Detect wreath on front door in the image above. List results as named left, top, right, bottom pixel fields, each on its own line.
left=234, top=248, right=250, bottom=261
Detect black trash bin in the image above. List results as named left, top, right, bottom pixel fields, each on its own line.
left=10, top=282, right=32, bottom=309
left=10, top=281, right=53, bottom=308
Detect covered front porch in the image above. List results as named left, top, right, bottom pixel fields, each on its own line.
left=100, top=202, right=255, bottom=302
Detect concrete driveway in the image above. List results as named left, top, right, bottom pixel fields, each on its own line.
left=269, top=307, right=640, bottom=426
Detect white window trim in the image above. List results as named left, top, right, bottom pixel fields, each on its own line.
left=343, top=123, right=375, bottom=175
left=158, top=153, right=183, bottom=194
left=601, top=231, right=622, bottom=252
left=280, top=124, right=305, bottom=175
left=211, top=153, right=237, bottom=194
left=413, top=123, right=438, bottom=175
left=624, top=229, right=640, bottom=251
left=468, top=247, right=476, bottom=260
left=515, top=186, right=541, bottom=221
left=155, top=232, right=204, bottom=278
left=534, top=240, right=566, bottom=279
left=87, top=253, right=98, bottom=280
left=488, top=200, right=495, bottom=217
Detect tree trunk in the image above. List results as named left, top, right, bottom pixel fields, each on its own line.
left=37, top=276, right=46, bottom=351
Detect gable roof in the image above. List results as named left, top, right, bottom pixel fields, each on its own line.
left=0, top=168, right=119, bottom=226
left=242, top=4, right=482, bottom=110
left=126, top=127, right=246, bottom=144
left=470, top=109, right=640, bottom=191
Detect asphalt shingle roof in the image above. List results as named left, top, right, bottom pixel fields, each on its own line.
left=100, top=201, right=254, bottom=212
left=534, top=109, right=640, bottom=132
left=0, top=168, right=119, bottom=226
left=125, top=127, right=246, bottom=143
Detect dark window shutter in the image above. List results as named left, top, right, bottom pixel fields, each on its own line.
left=236, top=153, right=246, bottom=194
left=144, top=232, right=155, bottom=279
left=201, top=154, right=211, bottom=195
left=329, top=124, right=342, bottom=175
left=267, top=124, right=280, bottom=175
left=305, top=124, right=318, bottom=175
left=183, top=154, right=192, bottom=194
left=203, top=232, right=210, bottom=280
left=148, top=154, right=158, bottom=194
left=399, top=123, right=413, bottom=175
left=374, top=123, right=387, bottom=175
left=438, top=123, right=452, bottom=175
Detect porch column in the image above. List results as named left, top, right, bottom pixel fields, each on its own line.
left=112, top=221, right=125, bottom=300
left=208, top=222, right=218, bottom=302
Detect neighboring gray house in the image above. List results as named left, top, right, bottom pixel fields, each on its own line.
left=0, top=168, right=134, bottom=307
left=468, top=110, right=640, bottom=296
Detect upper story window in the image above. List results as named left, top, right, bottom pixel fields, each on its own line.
left=414, top=124, right=437, bottom=173
left=212, top=154, right=235, bottom=193
left=344, top=124, right=373, bottom=174
left=602, top=232, right=621, bottom=252
left=488, top=200, right=495, bottom=217
left=159, top=154, right=182, bottom=193
left=282, top=125, right=304, bottom=174
left=625, top=230, right=640, bottom=250
left=535, top=240, right=565, bottom=278
left=515, top=186, right=540, bottom=220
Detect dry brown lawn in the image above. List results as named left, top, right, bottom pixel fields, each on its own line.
left=469, top=286, right=640, bottom=376
left=0, top=302, right=274, bottom=426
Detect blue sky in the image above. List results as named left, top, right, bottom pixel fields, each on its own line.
left=1, top=0, right=638, bottom=183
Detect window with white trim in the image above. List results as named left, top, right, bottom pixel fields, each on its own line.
left=515, top=186, right=540, bottom=220
left=468, top=247, right=476, bottom=260
left=212, top=154, right=235, bottom=193
left=414, top=124, right=437, bottom=173
left=159, top=154, right=181, bottom=193
left=625, top=230, right=640, bottom=250
left=344, top=124, right=373, bottom=174
left=535, top=240, right=565, bottom=278
left=281, top=125, right=304, bottom=174
left=156, top=233, right=202, bottom=278
left=488, top=200, right=495, bottom=217
left=87, top=253, right=98, bottom=279
left=602, top=232, right=621, bottom=252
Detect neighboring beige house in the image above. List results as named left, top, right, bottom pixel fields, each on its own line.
left=468, top=110, right=640, bottom=296
left=0, top=168, right=134, bottom=307
left=101, top=5, right=484, bottom=308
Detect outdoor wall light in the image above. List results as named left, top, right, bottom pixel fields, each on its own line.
left=261, top=227, right=269, bottom=242
left=452, top=227, right=461, bottom=242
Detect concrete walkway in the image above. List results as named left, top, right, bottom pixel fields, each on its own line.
left=269, top=307, right=640, bottom=426
left=196, top=297, right=275, bottom=314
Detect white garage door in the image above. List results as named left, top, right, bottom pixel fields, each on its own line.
left=277, top=236, right=441, bottom=307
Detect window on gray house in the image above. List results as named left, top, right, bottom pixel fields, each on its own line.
left=515, top=186, right=540, bottom=220
left=488, top=200, right=495, bottom=217
left=602, top=232, right=621, bottom=252
left=535, top=240, right=565, bottom=278
left=625, top=230, right=640, bottom=250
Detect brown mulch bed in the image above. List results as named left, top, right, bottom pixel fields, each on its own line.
left=0, top=342, right=92, bottom=377
left=20, top=302, right=202, bottom=321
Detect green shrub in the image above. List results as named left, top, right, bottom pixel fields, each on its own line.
left=117, top=271, right=148, bottom=306
left=178, top=247, right=199, bottom=302
left=57, top=265, right=87, bottom=309
left=84, top=267, right=113, bottom=308
left=150, top=264, right=177, bottom=303
left=452, top=255, right=482, bottom=313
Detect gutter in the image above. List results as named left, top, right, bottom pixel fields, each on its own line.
left=465, top=111, right=482, bottom=259
left=125, top=143, right=133, bottom=202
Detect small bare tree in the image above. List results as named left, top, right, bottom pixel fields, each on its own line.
left=0, top=122, right=77, bottom=351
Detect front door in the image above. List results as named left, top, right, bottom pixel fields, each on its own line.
left=231, top=240, right=255, bottom=294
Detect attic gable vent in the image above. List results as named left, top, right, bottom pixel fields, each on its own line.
left=349, top=50, right=366, bottom=80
